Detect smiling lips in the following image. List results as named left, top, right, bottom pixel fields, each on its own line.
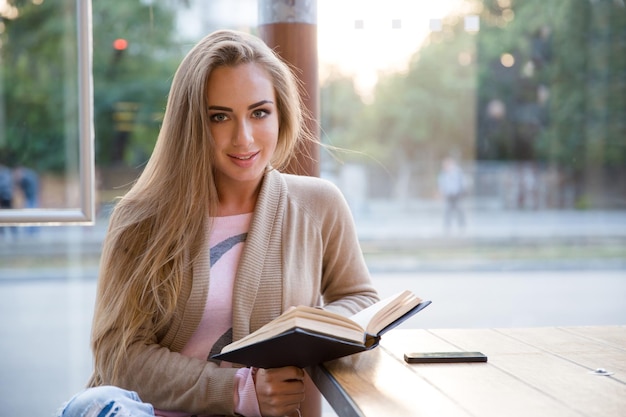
left=229, top=151, right=260, bottom=165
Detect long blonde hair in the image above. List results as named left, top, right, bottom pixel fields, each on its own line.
left=90, top=30, right=311, bottom=383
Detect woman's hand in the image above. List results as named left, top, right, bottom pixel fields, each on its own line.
left=254, top=366, right=305, bottom=417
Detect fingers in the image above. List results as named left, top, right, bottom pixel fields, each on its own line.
left=255, top=367, right=306, bottom=417
left=258, top=366, right=304, bottom=380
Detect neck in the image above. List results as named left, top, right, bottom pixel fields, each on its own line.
left=215, top=179, right=262, bottom=217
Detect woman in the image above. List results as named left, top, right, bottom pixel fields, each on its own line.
left=57, top=29, right=378, bottom=417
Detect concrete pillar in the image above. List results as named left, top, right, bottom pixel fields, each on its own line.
left=258, top=0, right=319, bottom=177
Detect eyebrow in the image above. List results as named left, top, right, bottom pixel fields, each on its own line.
left=208, top=100, right=274, bottom=112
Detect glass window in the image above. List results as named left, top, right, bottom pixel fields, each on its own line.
left=318, top=0, right=626, bottom=329
left=0, top=0, right=94, bottom=224
left=1, top=1, right=624, bottom=416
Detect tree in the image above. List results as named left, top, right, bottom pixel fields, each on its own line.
left=320, top=0, right=625, bottom=207
left=0, top=0, right=75, bottom=171
left=471, top=0, right=625, bottom=207
left=91, top=0, right=184, bottom=166
left=0, top=0, right=186, bottom=171
left=346, top=12, right=478, bottom=200
left=319, top=68, right=369, bottom=167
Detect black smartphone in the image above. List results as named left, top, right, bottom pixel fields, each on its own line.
left=404, top=351, right=488, bottom=364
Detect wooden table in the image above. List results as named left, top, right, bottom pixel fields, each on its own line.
left=309, top=326, right=626, bottom=417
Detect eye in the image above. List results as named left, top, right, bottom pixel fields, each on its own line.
left=210, top=113, right=229, bottom=123
left=252, top=109, right=270, bottom=119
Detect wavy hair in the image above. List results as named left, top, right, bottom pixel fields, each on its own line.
left=90, top=30, right=312, bottom=384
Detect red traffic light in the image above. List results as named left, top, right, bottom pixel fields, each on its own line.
left=113, top=38, right=128, bottom=51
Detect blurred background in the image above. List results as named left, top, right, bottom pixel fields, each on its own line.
left=1, top=0, right=625, bottom=415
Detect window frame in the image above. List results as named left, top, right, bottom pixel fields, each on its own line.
left=0, top=0, right=95, bottom=225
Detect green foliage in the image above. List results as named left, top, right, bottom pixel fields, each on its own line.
left=91, top=0, right=183, bottom=166
left=1, top=0, right=77, bottom=171
left=3, top=0, right=625, bottom=203
left=1, top=0, right=185, bottom=171
left=319, top=69, right=370, bottom=163
left=319, top=0, right=625, bottom=205
left=473, top=0, right=626, bottom=172
left=320, top=8, right=478, bottom=181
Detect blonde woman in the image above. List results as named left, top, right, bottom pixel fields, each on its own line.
left=57, top=30, right=378, bottom=417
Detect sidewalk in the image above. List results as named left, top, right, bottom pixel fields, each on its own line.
left=3, top=206, right=626, bottom=244
left=353, top=204, right=626, bottom=241
left=1, top=206, right=625, bottom=279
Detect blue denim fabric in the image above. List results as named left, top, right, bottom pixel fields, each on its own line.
left=56, top=386, right=155, bottom=417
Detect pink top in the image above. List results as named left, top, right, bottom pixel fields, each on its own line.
left=157, top=213, right=260, bottom=417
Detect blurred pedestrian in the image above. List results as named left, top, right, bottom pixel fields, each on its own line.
left=14, top=166, right=39, bottom=209
left=438, top=156, right=466, bottom=233
left=14, top=166, right=40, bottom=235
left=0, top=164, right=18, bottom=239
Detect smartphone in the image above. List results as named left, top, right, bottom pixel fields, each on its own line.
left=404, top=351, right=488, bottom=364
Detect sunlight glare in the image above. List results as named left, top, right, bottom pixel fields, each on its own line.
left=318, top=0, right=464, bottom=95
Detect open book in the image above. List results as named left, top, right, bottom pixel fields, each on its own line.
left=211, top=290, right=431, bottom=368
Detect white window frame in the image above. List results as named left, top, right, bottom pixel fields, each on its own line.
left=0, top=0, right=95, bottom=225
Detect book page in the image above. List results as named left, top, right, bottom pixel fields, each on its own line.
left=350, top=290, right=421, bottom=336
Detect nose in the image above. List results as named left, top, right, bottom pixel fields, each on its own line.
left=232, top=119, right=253, bottom=147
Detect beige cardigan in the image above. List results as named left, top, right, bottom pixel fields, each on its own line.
left=93, top=169, right=379, bottom=415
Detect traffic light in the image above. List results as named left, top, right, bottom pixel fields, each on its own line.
left=109, top=38, right=128, bottom=77
left=112, top=38, right=128, bottom=62
left=113, top=38, right=128, bottom=51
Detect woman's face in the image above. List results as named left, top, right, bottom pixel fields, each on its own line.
left=206, top=62, right=279, bottom=191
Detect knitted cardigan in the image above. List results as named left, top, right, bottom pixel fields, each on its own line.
left=90, top=169, right=379, bottom=416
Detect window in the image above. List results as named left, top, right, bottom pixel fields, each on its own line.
left=1, top=1, right=623, bottom=416
left=0, top=0, right=94, bottom=224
